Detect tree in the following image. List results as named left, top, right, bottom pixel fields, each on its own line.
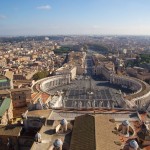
left=33, top=70, right=49, bottom=81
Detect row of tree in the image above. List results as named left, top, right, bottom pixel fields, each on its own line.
left=87, top=44, right=109, bottom=54
left=54, top=47, right=71, bottom=54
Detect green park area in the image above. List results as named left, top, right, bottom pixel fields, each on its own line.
left=54, top=47, right=71, bottom=54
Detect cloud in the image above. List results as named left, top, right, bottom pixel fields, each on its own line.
left=36, top=5, right=51, bottom=10
left=0, top=15, right=6, bottom=19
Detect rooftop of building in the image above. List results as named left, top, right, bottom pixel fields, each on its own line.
left=11, top=87, right=31, bottom=92
left=92, top=54, right=108, bottom=64
left=4, top=71, right=13, bottom=80
left=31, top=118, right=71, bottom=150
left=49, top=111, right=150, bottom=150
left=0, top=98, right=11, bottom=118
left=0, top=87, right=31, bottom=96
left=49, top=109, right=139, bottom=121
left=27, top=109, right=52, bottom=118
left=1, top=107, right=150, bottom=150
left=0, top=75, right=8, bottom=82
left=0, top=90, right=10, bottom=95
left=31, top=92, right=50, bottom=104
left=41, top=92, right=51, bottom=103
left=55, top=64, right=75, bottom=72
left=70, top=114, right=120, bottom=150
left=0, top=124, right=22, bottom=136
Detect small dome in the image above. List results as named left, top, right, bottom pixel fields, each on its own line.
left=53, top=139, right=63, bottom=148
left=60, top=119, right=67, bottom=125
left=122, top=120, right=130, bottom=126
left=129, top=140, right=139, bottom=149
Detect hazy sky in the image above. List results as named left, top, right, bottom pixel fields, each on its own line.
left=1, top=0, right=150, bottom=36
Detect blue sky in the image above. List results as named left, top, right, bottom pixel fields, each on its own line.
left=0, top=0, right=150, bottom=36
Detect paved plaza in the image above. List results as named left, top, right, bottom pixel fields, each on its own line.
left=47, top=55, right=127, bottom=109
left=63, top=87, right=125, bottom=108
left=47, top=77, right=126, bottom=109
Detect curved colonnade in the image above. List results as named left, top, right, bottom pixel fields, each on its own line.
left=93, top=64, right=150, bottom=109
left=32, top=75, right=71, bottom=94
left=109, top=74, right=150, bottom=109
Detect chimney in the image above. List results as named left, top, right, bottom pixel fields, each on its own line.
left=60, top=119, right=68, bottom=132
left=129, top=140, right=139, bottom=150
left=53, top=139, right=63, bottom=150
left=121, top=120, right=130, bottom=136
left=35, top=132, right=42, bottom=142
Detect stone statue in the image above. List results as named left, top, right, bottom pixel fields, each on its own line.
left=99, top=101, right=103, bottom=108
left=87, top=101, right=91, bottom=108
left=107, top=101, right=110, bottom=108
left=74, top=101, right=77, bottom=108
left=92, top=100, right=95, bottom=108
left=78, top=101, right=82, bottom=109
left=112, top=101, right=114, bottom=109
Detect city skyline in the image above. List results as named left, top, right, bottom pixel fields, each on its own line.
left=1, top=0, right=150, bottom=36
